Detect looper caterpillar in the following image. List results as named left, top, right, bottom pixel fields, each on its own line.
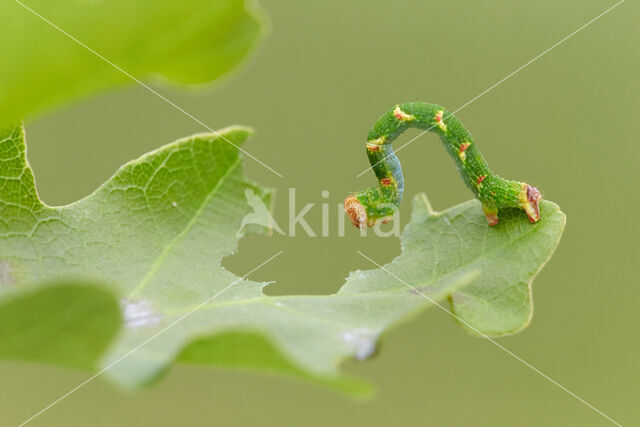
left=345, top=102, right=541, bottom=228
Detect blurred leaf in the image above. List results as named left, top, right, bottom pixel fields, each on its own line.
left=0, top=282, right=121, bottom=370
left=0, top=0, right=266, bottom=126
left=0, top=125, right=563, bottom=393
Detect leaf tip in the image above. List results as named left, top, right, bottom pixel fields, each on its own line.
left=410, top=193, right=435, bottom=222
left=213, top=124, right=255, bottom=143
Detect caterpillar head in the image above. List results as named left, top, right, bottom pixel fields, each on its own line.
left=344, top=190, right=397, bottom=229
left=522, top=184, right=542, bottom=223
left=344, top=196, right=369, bottom=229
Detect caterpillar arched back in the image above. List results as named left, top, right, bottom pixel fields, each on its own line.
left=344, top=102, right=541, bottom=228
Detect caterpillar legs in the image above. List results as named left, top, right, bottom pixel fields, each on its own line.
left=347, top=183, right=542, bottom=228
left=521, top=184, right=542, bottom=224
left=482, top=184, right=541, bottom=226
left=482, top=204, right=500, bottom=226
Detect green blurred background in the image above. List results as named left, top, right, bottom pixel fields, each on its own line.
left=1, top=0, right=638, bottom=425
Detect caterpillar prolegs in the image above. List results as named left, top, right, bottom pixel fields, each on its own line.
left=344, top=102, right=541, bottom=228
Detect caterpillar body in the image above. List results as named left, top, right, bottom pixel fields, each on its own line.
left=345, top=102, right=541, bottom=228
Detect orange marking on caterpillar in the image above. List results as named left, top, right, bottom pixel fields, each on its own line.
left=459, top=142, right=470, bottom=161
left=393, top=105, right=415, bottom=122
left=434, top=110, right=448, bottom=132
left=366, top=142, right=380, bottom=152
left=369, top=135, right=387, bottom=145
left=380, top=177, right=393, bottom=186
left=477, top=175, right=486, bottom=186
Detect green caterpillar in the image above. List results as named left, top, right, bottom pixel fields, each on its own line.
left=344, top=102, right=541, bottom=228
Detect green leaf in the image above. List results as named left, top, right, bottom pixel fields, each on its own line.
left=0, top=0, right=266, bottom=126
left=0, top=125, right=564, bottom=393
left=353, top=194, right=566, bottom=336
